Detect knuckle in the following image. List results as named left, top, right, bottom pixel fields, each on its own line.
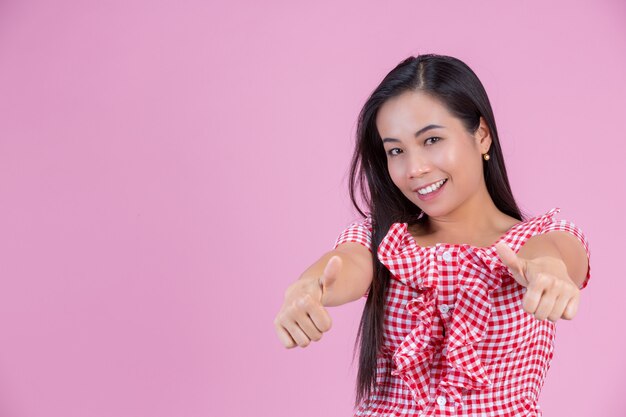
left=274, top=315, right=285, bottom=327
left=535, top=273, right=550, bottom=286
left=284, top=305, right=297, bottom=318
left=287, top=303, right=301, bottom=315
left=533, top=273, right=544, bottom=285
left=296, top=294, right=314, bottom=309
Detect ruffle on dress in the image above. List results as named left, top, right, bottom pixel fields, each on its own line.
left=375, top=207, right=561, bottom=409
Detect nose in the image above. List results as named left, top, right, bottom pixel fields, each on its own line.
left=407, top=151, right=431, bottom=179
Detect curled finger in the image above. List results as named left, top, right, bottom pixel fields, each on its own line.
left=533, top=292, right=556, bottom=321
left=275, top=323, right=297, bottom=349
left=562, top=295, right=580, bottom=320
left=284, top=321, right=312, bottom=348
left=296, top=313, right=324, bottom=342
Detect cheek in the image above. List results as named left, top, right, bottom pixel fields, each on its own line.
left=431, top=147, right=453, bottom=166
left=445, top=148, right=482, bottom=185
left=386, top=160, right=405, bottom=185
left=433, top=146, right=465, bottom=177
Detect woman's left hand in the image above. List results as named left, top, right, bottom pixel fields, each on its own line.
left=494, top=241, right=580, bottom=322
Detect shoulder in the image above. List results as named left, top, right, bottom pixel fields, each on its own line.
left=333, top=215, right=374, bottom=251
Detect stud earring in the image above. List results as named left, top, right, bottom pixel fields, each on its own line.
left=483, top=153, right=490, bottom=161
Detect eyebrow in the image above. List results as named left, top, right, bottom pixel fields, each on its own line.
left=382, top=124, right=445, bottom=143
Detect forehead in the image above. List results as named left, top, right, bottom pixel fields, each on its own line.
left=376, top=91, right=456, bottom=136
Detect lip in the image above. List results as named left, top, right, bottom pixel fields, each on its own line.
left=413, top=178, right=448, bottom=193
left=415, top=178, right=447, bottom=201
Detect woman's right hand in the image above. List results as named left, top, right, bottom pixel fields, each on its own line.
left=274, top=256, right=342, bottom=348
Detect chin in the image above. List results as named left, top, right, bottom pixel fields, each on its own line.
left=419, top=205, right=449, bottom=218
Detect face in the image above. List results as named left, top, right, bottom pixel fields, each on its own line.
left=376, top=90, right=492, bottom=218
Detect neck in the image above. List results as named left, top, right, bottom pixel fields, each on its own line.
left=422, top=184, right=505, bottom=237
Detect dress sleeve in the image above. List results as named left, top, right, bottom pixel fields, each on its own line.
left=541, top=218, right=592, bottom=290
left=332, top=216, right=373, bottom=252
left=332, top=216, right=373, bottom=298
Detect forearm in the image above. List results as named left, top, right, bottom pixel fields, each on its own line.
left=517, top=233, right=587, bottom=288
left=517, top=234, right=562, bottom=260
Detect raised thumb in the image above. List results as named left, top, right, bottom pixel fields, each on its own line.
left=494, top=241, right=529, bottom=286
left=319, top=255, right=342, bottom=298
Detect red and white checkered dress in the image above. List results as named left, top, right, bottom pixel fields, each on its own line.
left=333, top=207, right=591, bottom=417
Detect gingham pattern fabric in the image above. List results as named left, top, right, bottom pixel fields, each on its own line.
left=332, top=207, right=591, bottom=417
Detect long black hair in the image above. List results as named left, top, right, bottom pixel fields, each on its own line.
left=348, top=53, right=526, bottom=407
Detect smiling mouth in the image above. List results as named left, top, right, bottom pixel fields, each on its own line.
left=416, top=178, right=448, bottom=195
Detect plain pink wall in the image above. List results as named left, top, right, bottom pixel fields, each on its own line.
left=0, top=0, right=624, bottom=416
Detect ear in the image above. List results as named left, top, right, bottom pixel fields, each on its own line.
left=474, top=116, right=492, bottom=153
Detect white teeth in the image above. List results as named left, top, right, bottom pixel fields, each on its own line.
left=418, top=179, right=446, bottom=195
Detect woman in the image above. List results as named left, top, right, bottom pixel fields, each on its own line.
left=274, top=54, right=591, bottom=416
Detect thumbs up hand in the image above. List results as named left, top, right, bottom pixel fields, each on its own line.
left=494, top=242, right=580, bottom=322
left=318, top=255, right=342, bottom=307
left=274, top=256, right=342, bottom=349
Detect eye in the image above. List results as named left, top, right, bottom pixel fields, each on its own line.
left=425, top=136, right=441, bottom=145
left=386, top=148, right=403, bottom=157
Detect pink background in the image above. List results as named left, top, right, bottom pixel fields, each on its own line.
left=0, top=0, right=624, bottom=416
